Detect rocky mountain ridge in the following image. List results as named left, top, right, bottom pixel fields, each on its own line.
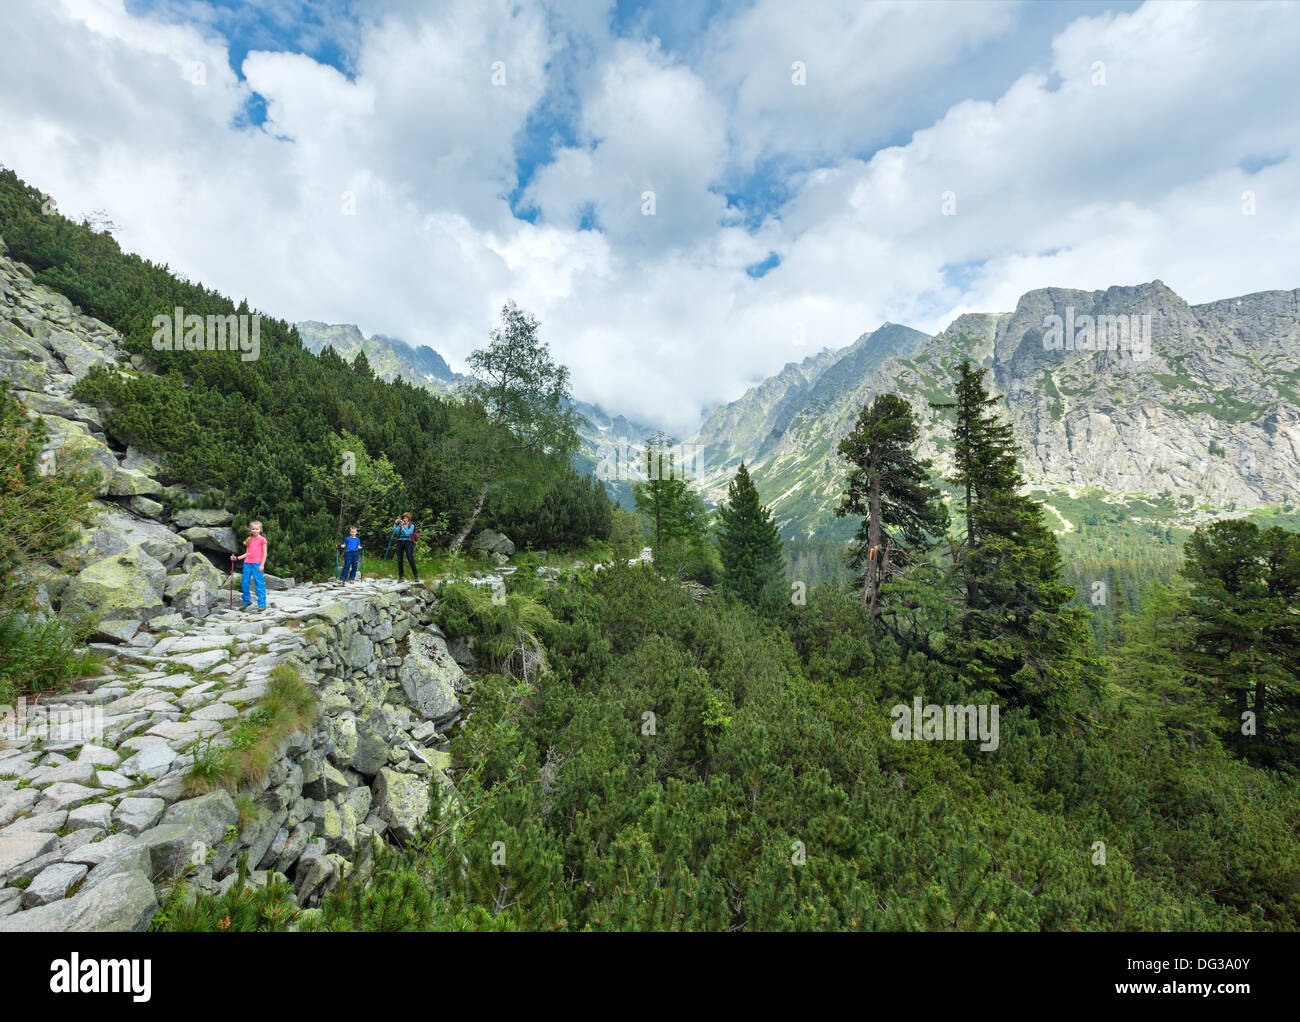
left=687, top=283, right=1300, bottom=536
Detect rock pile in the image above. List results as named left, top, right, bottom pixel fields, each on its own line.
left=0, top=578, right=471, bottom=931
left=0, top=236, right=288, bottom=638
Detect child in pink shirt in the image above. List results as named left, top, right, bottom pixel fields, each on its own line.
left=233, top=520, right=269, bottom=609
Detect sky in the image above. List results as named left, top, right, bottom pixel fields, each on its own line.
left=1, top=0, right=1298, bottom=437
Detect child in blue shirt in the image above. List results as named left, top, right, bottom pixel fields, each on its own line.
left=337, top=526, right=363, bottom=584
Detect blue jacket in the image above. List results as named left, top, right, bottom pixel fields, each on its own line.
left=393, top=524, right=415, bottom=540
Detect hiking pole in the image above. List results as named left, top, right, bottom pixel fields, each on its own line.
left=335, top=547, right=339, bottom=584
left=359, top=549, right=365, bottom=581
left=382, top=530, right=394, bottom=561
left=229, top=555, right=235, bottom=609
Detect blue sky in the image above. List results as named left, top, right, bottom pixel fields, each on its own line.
left=4, top=0, right=1298, bottom=434
left=131, top=0, right=1144, bottom=226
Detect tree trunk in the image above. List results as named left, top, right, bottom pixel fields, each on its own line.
left=1253, top=677, right=1267, bottom=757
left=655, top=483, right=662, bottom=547
left=958, top=435, right=979, bottom=619
left=863, top=473, right=882, bottom=615
left=450, top=480, right=490, bottom=556
left=1235, top=687, right=1250, bottom=758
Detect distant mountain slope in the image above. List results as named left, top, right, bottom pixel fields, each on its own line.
left=295, top=321, right=462, bottom=394
left=373, top=333, right=457, bottom=382
left=690, top=285, right=1300, bottom=538
left=294, top=320, right=657, bottom=507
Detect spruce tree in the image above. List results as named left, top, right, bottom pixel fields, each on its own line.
left=835, top=394, right=947, bottom=616
left=931, top=360, right=1102, bottom=718
left=1180, top=519, right=1300, bottom=768
left=632, top=432, right=704, bottom=547
left=716, top=461, right=784, bottom=606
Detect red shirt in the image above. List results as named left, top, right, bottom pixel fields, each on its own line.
left=244, top=535, right=267, bottom=564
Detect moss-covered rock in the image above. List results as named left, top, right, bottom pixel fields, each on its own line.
left=61, top=543, right=166, bottom=622
left=371, top=768, right=429, bottom=844
left=398, top=631, right=463, bottom=723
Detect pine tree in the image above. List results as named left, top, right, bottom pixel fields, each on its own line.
left=835, top=394, right=947, bottom=616
left=632, top=432, right=704, bottom=548
left=351, top=350, right=375, bottom=380
left=931, top=360, right=1102, bottom=719
left=1180, top=520, right=1300, bottom=768
left=930, top=360, right=1019, bottom=610
left=716, top=462, right=784, bottom=607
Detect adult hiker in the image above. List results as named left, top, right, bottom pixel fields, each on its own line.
left=232, top=519, right=269, bottom=609
left=337, top=525, right=363, bottom=585
left=391, top=512, right=419, bottom=582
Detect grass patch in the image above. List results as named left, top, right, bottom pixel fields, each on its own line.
left=0, top=610, right=103, bottom=707
left=183, top=663, right=317, bottom=797
left=436, top=581, right=555, bottom=681
left=234, top=793, right=262, bottom=832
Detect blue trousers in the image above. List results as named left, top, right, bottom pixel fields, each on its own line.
left=241, top=561, right=266, bottom=607
left=339, top=550, right=359, bottom=580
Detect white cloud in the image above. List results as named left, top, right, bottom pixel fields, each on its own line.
left=522, top=38, right=731, bottom=249
left=697, top=0, right=1023, bottom=172
left=0, top=0, right=1297, bottom=440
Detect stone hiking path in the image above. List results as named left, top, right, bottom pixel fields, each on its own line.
left=0, top=231, right=671, bottom=929
left=0, top=576, right=473, bottom=931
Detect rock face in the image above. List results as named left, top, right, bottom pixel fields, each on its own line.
left=61, top=507, right=191, bottom=571
left=164, top=559, right=229, bottom=619
left=0, top=578, right=461, bottom=931
left=170, top=509, right=233, bottom=529
left=0, top=239, right=156, bottom=502
left=295, top=320, right=462, bottom=393
left=472, top=530, right=515, bottom=557
left=0, top=234, right=269, bottom=641
left=398, top=632, right=465, bottom=724
left=372, top=768, right=430, bottom=844
left=180, top=526, right=239, bottom=555
left=61, top=544, right=167, bottom=624
left=0, top=871, right=157, bottom=932
left=687, top=284, right=1300, bottom=534
left=987, top=283, right=1300, bottom=509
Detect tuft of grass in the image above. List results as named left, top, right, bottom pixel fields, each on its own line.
left=234, top=792, right=262, bottom=832
left=436, top=582, right=555, bottom=681
left=183, top=663, right=318, bottom=797
left=186, top=734, right=235, bottom=794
